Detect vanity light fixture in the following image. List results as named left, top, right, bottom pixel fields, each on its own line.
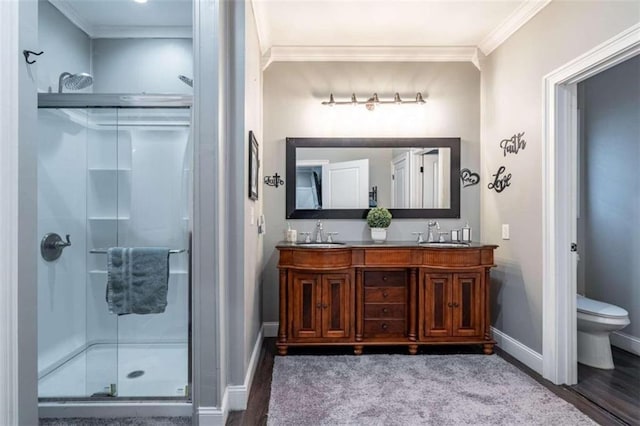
left=322, top=92, right=426, bottom=111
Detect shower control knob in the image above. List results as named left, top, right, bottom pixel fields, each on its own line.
left=40, top=233, right=72, bottom=262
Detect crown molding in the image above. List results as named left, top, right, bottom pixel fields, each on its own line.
left=48, top=0, right=191, bottom=39
left=91, top=26, right=192, bottom=39
left=262, top=46, right=481, bottom=71
left=250, top=0, right=270, bottom=54
left=478, top=0, right=552, bottom=56
left=48, top=0, right=93, bottom=36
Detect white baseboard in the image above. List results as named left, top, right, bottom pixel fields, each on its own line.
left=611, top=331, right=640, bottom=356
left=226, top=325, right=264, bottom=410
left=491, top=327, right=543, bottom=375
left=197, top=398, right=227, bottom=426
left=263, top=321, right=279, bottom=338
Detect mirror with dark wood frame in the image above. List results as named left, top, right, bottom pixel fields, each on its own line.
left=286, top=137, right=461, bottom=219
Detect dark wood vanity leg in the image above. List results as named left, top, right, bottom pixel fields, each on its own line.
left=408, top=268, right=417, bottom=342
left=483, top=343, right=494, bottom=355
left=408, top=344, right=418, bottom=355
left=278, top=269, right=288, bottom=352
left=354, top=345, right=363, bottom=355
left=355, top=269, right=363, bottom=342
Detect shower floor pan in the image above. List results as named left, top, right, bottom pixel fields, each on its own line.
left=39, top=342, right=188, bottom=399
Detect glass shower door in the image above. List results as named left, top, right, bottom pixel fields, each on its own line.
left=112, top=108, right=191, bottom=398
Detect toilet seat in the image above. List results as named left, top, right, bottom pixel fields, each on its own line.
left=577, top=295, right=629, bottom=319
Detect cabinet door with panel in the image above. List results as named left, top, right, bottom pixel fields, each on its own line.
left=451, top=272, right=483, bottom=337
left=422, top=273, right=452, bottom=338
left=290, top=272, right=322, bottom=339
left=321, top=274, right=351, bottom=338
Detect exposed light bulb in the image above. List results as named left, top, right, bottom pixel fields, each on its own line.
left=328, top=93, right=335, bottom=106
left=394, top=93, right=402, bottom=104
left=416, top=92, right=425, bottom=104
left=351, top=93, right=357, bottom=106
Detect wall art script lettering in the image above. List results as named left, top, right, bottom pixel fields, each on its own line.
left=460, top=168, right=480, bottom=187
left=488, top=166, right=512, bottom=193
left=500, top=132, right=526, bottom=156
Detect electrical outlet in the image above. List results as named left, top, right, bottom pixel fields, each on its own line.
left=501, top=224, right=510, bottom=240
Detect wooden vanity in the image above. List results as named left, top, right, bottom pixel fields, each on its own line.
left=276, top=242, right=498, bottom=356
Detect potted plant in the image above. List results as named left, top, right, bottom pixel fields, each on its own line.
left=366, top=207, right=392, bottom=242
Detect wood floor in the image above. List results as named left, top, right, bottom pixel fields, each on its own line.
left=227, top=338, right=631, bottom=426
left=570, top=347, right=640, bottom=425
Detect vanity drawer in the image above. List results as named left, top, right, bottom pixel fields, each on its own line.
left=364, top=320, right=406, bottom=337
left=363, top=271, right=406, bottom=287
left=364, top=303, right=406, bottom=319
left=364, top=286, right=405, bottom=303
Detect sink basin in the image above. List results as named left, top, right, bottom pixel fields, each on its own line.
left=419, top=242, right=471, bottom=248
left=295, top=242, right=347, bottom=248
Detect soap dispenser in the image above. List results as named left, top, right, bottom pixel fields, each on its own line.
left=286, top=222, right=297, bottom=243
left=461, top=222, right=472, bottom=242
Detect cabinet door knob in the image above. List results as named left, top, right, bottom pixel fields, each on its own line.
left=453, top=302, right=460, bottom=308
left=381, top=323, right=388, bottom=330
left=383, top=276, right=388, bottom=281
left=316, top=303, right=322, bottom=309
left=447, top=302, right=454, bottom=308
left=382, top=308, right=389, bottom=314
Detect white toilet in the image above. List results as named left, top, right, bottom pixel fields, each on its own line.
left=577, top=294, right=630, bottom=369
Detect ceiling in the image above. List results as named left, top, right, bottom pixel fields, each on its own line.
left=48, top=0, right=550, bottom=58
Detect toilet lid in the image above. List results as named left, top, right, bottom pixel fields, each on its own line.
left=577, top=295, right=629, bottom=319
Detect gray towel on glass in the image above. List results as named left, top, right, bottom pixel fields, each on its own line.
left=106, top=247, right=170, bottom=315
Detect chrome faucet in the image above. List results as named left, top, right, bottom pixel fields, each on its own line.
left=427, top=221, right=440, bottom=242
left=314, top=220, right=325, bottom=243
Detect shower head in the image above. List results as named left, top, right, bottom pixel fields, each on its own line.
left=58, top=72, right=93, bottom=93
left=178, top=75, right=193, bottom=88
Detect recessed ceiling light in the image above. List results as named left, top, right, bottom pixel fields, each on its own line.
left=134, top=0, right=148, bottom=3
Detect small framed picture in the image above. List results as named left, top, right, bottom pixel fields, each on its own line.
left=248, top=131, right=259, bottom=200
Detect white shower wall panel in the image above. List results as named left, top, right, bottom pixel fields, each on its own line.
left=37, top=109, right=89, bottom=375
left=86, top=124, right=190, bottom=344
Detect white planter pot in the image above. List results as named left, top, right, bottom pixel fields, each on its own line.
left=370, top=227, right=387, bottom=243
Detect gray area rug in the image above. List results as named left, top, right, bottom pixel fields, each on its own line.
left=39, top=417, right=191, bottom=425
left=268, top=354, right=595, bottom=425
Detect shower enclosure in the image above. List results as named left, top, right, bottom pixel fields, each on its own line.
left=37, top=94, right=192, bottom=401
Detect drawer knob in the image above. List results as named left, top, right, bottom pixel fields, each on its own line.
left=381, top=323, right=388, bottom=330
left=383, top=276, right=388, bottom=281
left=382, top=308, right=389, bottom=314
left=382, top=291, right=389, bottom=298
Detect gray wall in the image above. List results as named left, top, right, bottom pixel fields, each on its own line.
left=262, top=62, right=481, bottom=322
left=92, top=38, right=192, bottom=94
left=38, top=0, right=91, bottom=93
left=577, top=56, right=639, bottom=340
left=243, top=1, right=264, bottom=375
left=480, top=1, right=639, bottom=352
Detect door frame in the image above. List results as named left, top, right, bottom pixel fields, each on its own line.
left=541, top=23, right=639, bottom=385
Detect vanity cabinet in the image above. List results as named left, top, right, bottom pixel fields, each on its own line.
left=277, top=243, right=497, bottom=356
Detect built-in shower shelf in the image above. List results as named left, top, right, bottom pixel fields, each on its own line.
left=89, top=270, right=188, bottom=276
left=89, top=168, right=132, bottom=172
left=89, top=217, right=130, bottom=221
